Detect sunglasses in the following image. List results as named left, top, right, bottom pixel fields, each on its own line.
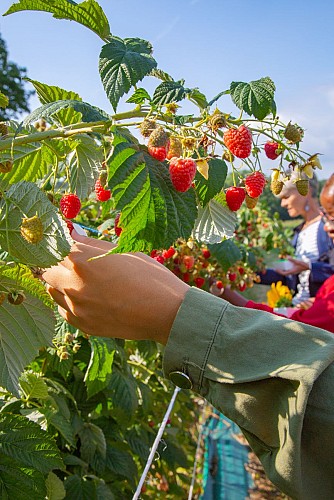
left=320, top=207, right=334, bottom=226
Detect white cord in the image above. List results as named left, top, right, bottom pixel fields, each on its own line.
left=188, top=402, right=208, bottom=500
left=132, top=386, right=181, bottom=500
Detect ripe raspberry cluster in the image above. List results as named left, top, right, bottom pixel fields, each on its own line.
left=150, top=238, right=258, bottom=292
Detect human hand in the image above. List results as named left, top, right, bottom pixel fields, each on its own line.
left=274, top=256, right=310, bottom=276
left=295, top=297, right=315, bottom=310
left=43, top=233, right=189, bottom=345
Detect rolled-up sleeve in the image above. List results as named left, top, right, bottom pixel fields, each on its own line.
left=163, top=287, right=334, bottom=499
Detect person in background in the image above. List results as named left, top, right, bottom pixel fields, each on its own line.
left=258, top=173, right=333, bottom=305
left=215, top=173, right=334, bottom=333
left=42, top=177, right=334, bottom=499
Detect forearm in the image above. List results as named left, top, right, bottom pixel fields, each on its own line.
left=164, top=287, right=334, bottom=498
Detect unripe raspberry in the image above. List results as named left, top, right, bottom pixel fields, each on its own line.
left=139, top=119, right=157, bottom=138
left=284, top=122, right=304, bottom=143
left=20, top=215, right=44, bottom=244
left=245, top=194, right=258, bottom=209
left=148, top=126, right=169, bottom=148
left=166, top=136, right=183, bottom=160
left=223, top=125, right=252, bottom=159
left=8, top=290, right=26, bottom=305
left=0, top=291, right=6, bottom=305
left=295, top=179, right=309, bottom=196
left=209, top=112, right=226, bottom=130
left=0, top=122, right=9, bottom=136
left=0, top=160, right=13, bottom=173
left=271, top=179, right=284, bottom=195
left=60, top=194, right=81, bottom=219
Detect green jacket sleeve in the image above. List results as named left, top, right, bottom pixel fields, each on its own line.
left=163, top=287, right=334, bottom=499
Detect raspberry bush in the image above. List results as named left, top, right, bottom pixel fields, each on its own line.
left=0, top=1, right=322, bottom=497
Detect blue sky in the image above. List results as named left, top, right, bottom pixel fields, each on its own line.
left=1, top=0, right=334, bottom=180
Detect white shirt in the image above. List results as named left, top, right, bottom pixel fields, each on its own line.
left=293, top=219, right=320, bottom=305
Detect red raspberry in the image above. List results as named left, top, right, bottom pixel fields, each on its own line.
left=264, top=141, right=280, bottom=160
left=162, top=247, right=176, bottom=259
left=114, top=213, right=122, bottom=237
left=95, top=179, right=111, bottom=201
left=60, top=194, right=81, bottom=219
left=223, top=125, right=252, bottom=159
left=65, top=220, right=74, bottom=235
left=228, top=272, right=237, bottom=282
left=244, top=171, right=266, bottom=198
left=169, top=157, right=197, bottom=192
left=238, top=281, right=246, bottom=292
left=148, top=145, right=169, bottom=162
left=194, top=276, right=205, bottom=288
left=183, top=255, right=195, bottom=269
left=202, top=249, right=211, bottom=259
left=215, top=280, right=224, bottom=289
left=154, top=255, right=165, bottom=264
left=225, top=187, right=246, bottom=211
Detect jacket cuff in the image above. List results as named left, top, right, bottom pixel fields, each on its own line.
left=163, top=287, right=228, bottom=393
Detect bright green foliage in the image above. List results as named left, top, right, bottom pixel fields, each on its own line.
left=108, top=129, right=197, bottom=253
left=0, top=91, right=9, bottom=109
left=0, top=181, right=71, bottom=266
left=152, top=80, right=189, bottom=106
left=195, top=158, right=228, bottom=207
left=99, top=37, right=157, bottom=111
left=4, top=0, right=111, bottom=41
left=0, top=276, right=55, bottom=395
left=230, top=76, right=276, bottom=120
left=193, top=200, right=238, bottom=244
left=208, top=239, right=242, bottom=272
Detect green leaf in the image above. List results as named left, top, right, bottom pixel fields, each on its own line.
left=195, top=158, right=227, bottom=206
left=45, top=471, right=66, bottom=500
left=68, top=135, right=103, bottom=199
left=23, top=100, right=110, bottom=126
left=187, top=88, right=209, bottom=109
left=208, top=239, right=242, bottom=272
left=19, top=372, right=49, bottom=400
left=149, top=68, right=174, bottom=82
left=105, top=444, right=137, bottom=485
left=0, top=181, right=72, bottom=267
left=4, top=0, right=111, bottom=40
left=99, top=37, right=157, bottom=111
left=0, top=413, right=63, bottom=473
left=0, top=454, right=46, bottom=500
left=208, top=89, right=230, bottom=107
left=108, top=130, right=197, bottom=253
left=1, top=264, right=54, bottom=308
left=0, top=143, right=56, bottom=186
left=0, top=92, right=9, bottom=109
left=109, top=369, right=138, bottom=415
left=40, top=396, right=76, bottom=447
left=0, top=278, right=55, bottom=395
left=126, top=87, right=151, bottom=104
left=78, top=422, right=106, bottom=465
left=152, top=81, right=188, bottom=106
left=85, top=337, right=116, bottom=399
left=230, top=77, right=276, bottom=120
left=192, top=199, right=237, bottom=244
left=64, top=475, right=96, bottom=500
left=25, top=79, right=83, bottom=126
